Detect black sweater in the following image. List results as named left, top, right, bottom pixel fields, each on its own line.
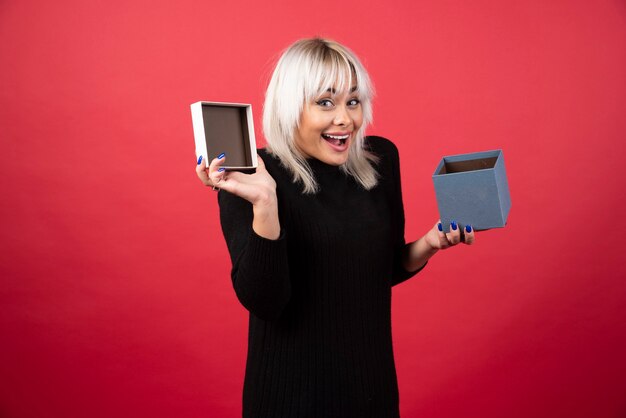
left=218, top=136, right=424, bottom=418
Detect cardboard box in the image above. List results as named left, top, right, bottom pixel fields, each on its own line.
left=190, top=101, right=258, bottom=169
left=432, top=149, right=511, bottom=231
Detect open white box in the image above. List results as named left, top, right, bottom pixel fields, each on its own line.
left=191, top=101, right=258, bottom=170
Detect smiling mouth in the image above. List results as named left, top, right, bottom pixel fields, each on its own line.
left=321, top=133, right=350, bottom=147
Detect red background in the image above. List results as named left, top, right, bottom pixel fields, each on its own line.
left=2, top=1, right=625, bottom=417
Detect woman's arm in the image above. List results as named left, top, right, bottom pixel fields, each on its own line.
left=372, top=136, right=476, bottom=284
left=196, top=153, right=290, bottom=320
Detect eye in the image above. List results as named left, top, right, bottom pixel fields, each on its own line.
left=347, top=98, right=360, bottom=107
left=316, top=98, right=334, bottom=108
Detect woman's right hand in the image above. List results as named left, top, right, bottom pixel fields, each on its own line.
left=196, top=153, right=280, bottom=239
left=196, top=153, right=277, bottom=205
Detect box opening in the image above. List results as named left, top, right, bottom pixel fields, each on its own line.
left=438, top=156, right=498, bottom=175
left=201, top=104, right=252, bottom=167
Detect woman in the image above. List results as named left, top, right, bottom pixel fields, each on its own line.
left=196, top=38, right=475, bottom=418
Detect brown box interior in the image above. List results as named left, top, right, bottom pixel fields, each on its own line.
left=201, top=104, right=253, bottom=167
left=438, top=156, right=498, bottom=175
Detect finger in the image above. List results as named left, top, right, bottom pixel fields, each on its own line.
left=436, top=221, right=451, bottom=249
left=208, top=153, right=227, bottom=185
left=256, top=154, right=266, bottom=169
left=195, top=155, right=214, bottom=186
left=463, top=224, right=476, bottom=245
left=446, top=220, right=461, bottom=245
left=208, top=152, right=226, bottom=172
left=211, top=168, right=227, bottom=186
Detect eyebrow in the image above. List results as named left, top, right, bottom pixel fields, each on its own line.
left=325, top=86, right=359, bottom=94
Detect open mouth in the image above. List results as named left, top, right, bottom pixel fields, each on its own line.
left=321, top=133, right=350, bottom=147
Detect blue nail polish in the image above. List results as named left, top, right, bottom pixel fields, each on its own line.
left=217, top=153, right=225, bottom=159
left=465, top=224, right=472, bottom=233
left=218, top=167, right=225, bottom=172
left=451, top=221, right=458, bottom=231
left=437, top=223, right=443, bottom=232
left=197, top=155, right=203, bottom=165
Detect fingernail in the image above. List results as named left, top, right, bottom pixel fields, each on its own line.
left=465, top=224, right=472, bottom=233
left=197, top=155, right=203, bottom=165
left=217, top=153, right=225, bottom=159
left=437, top=223, right=443, bottom=232
left=218, top=167, right=225, bottom=172
left=451, top=221, right=458, bottom=231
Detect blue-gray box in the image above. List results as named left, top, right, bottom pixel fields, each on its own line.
left=432, top=150, right=511, bottom=232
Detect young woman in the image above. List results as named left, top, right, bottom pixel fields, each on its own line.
left=196, top=38, right=475, bottom=418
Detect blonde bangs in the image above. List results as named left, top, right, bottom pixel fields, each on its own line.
left=306, top=53, right=352, bottom=101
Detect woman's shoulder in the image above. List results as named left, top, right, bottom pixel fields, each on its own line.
left=364, top=136, right=400, bottom=172
left=256, top=148, right=293, bottom=186
left=257, top=147, right=284, bottom=173
left=257, top=147, right=272, bottom=161
left=364, top=136, right=400, bottom=159
left=257, top=147, right=283, bottom=162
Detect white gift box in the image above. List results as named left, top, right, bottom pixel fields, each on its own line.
left=191, top=101, right=258, bottom=170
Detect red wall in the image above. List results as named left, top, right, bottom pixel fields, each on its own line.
left=1, top=1, right=625, bottom=417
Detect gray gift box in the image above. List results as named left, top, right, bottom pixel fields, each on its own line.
left=432, top=149, right=511, bottom=232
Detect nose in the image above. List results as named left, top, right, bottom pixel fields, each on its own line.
left=333, top=104, right=350, bottom=126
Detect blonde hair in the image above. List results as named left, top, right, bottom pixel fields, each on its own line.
left=262, top=38, right=378, bottom=194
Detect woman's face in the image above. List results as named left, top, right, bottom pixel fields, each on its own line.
left=294, top=85, right=363, bottom=166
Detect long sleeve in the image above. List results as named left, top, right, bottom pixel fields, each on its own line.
left=218, top=189, right=291, bottom=320
left=367, top=136, right=425, bottom=286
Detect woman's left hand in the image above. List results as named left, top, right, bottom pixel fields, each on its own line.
left=402, top=220, right=476, bottom=272
left=423, top=220, right=475, bottom=250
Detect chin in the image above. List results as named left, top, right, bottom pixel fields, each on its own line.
left=322, top=151, right=349, bottom=166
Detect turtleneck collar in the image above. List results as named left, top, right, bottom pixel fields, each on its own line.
left=305, top=157, right=343, bottom=174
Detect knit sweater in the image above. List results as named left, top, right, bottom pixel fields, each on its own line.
left=218, top=136, right=424, bottom=418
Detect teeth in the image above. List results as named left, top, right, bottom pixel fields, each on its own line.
left=323, top=133, right=349, bottom=140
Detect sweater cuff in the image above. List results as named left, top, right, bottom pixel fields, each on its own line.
left=392, top=261, right=427, bottom=286
left=232, top=228, right=291, bottom=320
left=245, top=227, right=287, bottom=267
